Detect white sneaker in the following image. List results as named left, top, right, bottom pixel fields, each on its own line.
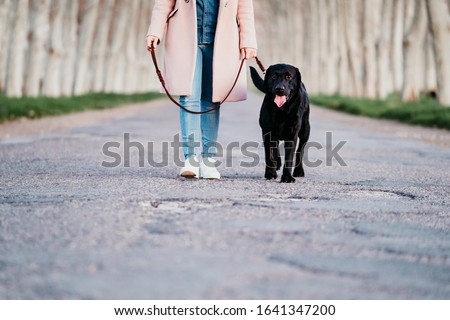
left=180, top=156, right=200, bottom=179
left=200, top=157, right=221, bottom=180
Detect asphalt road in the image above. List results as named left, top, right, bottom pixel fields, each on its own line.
left=0, top=94, right=449, bottom=299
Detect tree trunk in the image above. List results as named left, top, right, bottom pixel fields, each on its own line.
left=391, top=0, right=404, bottom=93
left=60, top=0, right=78, bottom=96
left=43, top=0, right=66, bottom=97
left=377, top=0, right=395, bottom=98
left=301, top=0, right=313, bottom=93
left=91, top=0, right=115, bottom=92
left=289, top=0, right=303, bottom=67
left=343, top=0, right=364, bottom=96
left=402, top=0, right=428, bottom=101
left=293, top=0, right=303, bottom=69
left=105, top=0, right=131, bottom=92
left=318, top=0, right=329, bottom=94
left=424, top=31, right=437, bottom=93
left=426, top=0, right=450, bottom=105
left=363, top=0, right=382, bottom=98
left=25, top=0, right=51, bottom=96
left=138, top=0, right=157, bottom=92
left=123, top=0, right=141, bottom=93
left=73, top=0, right=100, bottom=95
left=309, top=0, right=320, bottom=94
left=0, top=0, right=12, bottom=93
left=336, top=0, right=350, bottom=96
left=5, top=0, right=28, bottom=97
left=326, top=0, right=339, bottom=95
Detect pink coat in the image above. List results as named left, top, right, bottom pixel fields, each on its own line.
left=147, top=0, right=257, bottom=103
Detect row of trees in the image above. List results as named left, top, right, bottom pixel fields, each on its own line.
left=0, top=0, right=449, bottom=105
left=0, top=0, right=156, bottom=97
left=254, top=0, right=450, bottom=105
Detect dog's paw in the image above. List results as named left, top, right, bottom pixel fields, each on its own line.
left=293, top=167, right=305, bottom=177
left=265, top=169, right=278, bottom=180
left=280, top=174, right=296, bottom=183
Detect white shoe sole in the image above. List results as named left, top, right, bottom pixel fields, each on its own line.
left=200, top=171, right=221, bottom=180
left=201, top=176, right=220, bottom=180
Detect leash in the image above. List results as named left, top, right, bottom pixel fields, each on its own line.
left=149, top=43, right=266, bottom=115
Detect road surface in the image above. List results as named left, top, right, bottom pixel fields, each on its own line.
left=0, top=94, right=449, bottom=299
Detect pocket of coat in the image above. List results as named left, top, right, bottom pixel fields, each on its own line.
left=167, top=9, right=179, bottom=23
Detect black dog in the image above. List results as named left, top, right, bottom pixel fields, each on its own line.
left=250, top=64, right=310, bottom=183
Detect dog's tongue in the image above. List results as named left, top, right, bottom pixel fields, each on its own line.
left=274, top=95, right=287, bottom=108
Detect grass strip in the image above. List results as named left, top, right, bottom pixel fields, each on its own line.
left=310, top=94, right=450, bottom=130
left=0, top=92, right=163, bottom=124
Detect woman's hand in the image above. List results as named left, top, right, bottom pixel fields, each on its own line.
left=146, top=35, right=160, bottom=52
left=241, top=47, right=257, bottom=60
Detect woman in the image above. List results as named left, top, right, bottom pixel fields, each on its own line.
left=146, top=0, right=257, bottom=179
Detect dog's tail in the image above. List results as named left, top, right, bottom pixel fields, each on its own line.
left=250, top=67, right=266, bottom=93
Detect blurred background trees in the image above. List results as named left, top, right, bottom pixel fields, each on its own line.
left=254, top=0, right=450, bottom=105
left=0, top=0, right=449, bottom=105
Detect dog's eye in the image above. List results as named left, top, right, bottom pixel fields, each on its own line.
left=272, top=74, right=278, bottom=80
left=286, top=75, right=293, bottom=81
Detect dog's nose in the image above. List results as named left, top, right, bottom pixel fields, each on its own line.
left=275, top=87, right=285, bottom=95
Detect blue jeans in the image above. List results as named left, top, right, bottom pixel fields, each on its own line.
left=179, top=44, right=220, bottom=159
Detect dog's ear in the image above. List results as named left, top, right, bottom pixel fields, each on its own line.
left=263, top=66, right=274, bottom=93
left=250, top=66, right=266, bottom=93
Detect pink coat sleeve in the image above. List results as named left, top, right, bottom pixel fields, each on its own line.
left=147, top=0, right=176, bottom=42
left=237, top=0, right=258, bottom=49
